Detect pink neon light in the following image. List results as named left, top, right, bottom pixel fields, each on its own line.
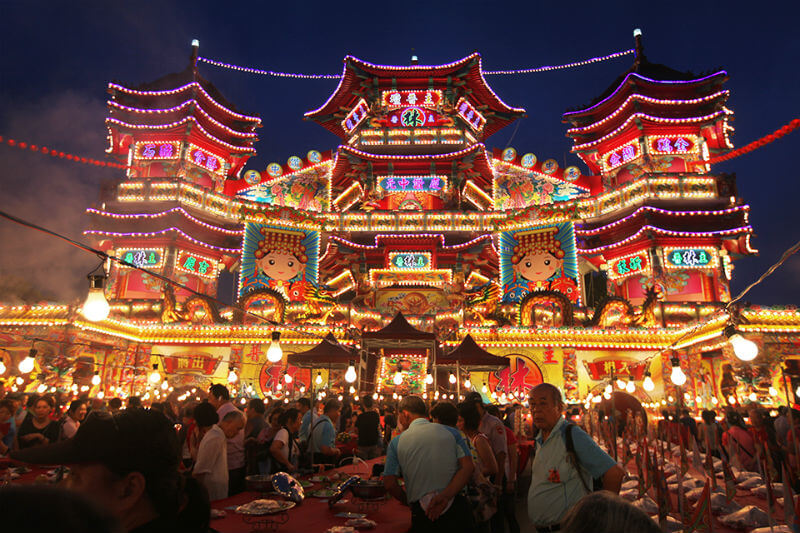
left=572, top=111, right=729, bottom=151
left=563, top=71, right=727, bottom=117
left=576, top=205, right=750, bottom=236
left=340, top=143, right=484, bottom=161
left=109, top=100, right=258, bottom=138
left=108, top=82, right=260, bottom=122
left=578, top=225, right=752, bottom=254
left=86, top=207, right=244, bottom=235
left=328, top=234, right=493, bottom=252
left=567, top=90, right=730, bottom=134
left=106, top=117, right=254, bottom=153
left=83, top=227, right=240, bottom=253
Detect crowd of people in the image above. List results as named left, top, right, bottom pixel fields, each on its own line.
left=2, top=380, right=796, bottom=533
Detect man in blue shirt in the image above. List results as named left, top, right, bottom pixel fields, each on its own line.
left=310, top=398, right=341, bottom=467
left=527, top=383, right=624, bottom=531
left=384, top=396, right=474, bottom=532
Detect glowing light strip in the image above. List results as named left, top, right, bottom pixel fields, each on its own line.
left=83, top=228, right=240, bottom=253
left=86, top=207, right=244, bottom=235
left=0, top=135, right=129, bottom=169
left=106, top=117, right=254, bottom=153
left=108, top=82, right=260, bottom=122
left=578, top=225, right=752, bottom=254
left=485, top=48, right=634, bottom=74
left=576, top=205, right=749, bottom=236
left=201, top=48, right=631, bottom=79
left=572, top=111, right=729, bottom=151
left=108, top=100, right=258, bottom=138
left=567, top=90, right=730, bottom=133
left=198, top=56, right=340, bottom=79
left=339, top=143, right=484, bottom=161
left=329, top=234, right=493, bottom=252
left=564, top=70, right=728, bottom=117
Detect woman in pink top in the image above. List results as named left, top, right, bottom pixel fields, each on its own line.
left=721, top=411, right=757, bottom=471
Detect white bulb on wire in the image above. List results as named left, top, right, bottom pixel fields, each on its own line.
left=642, top=374, right=655, bottom=392
left=729, top=333, right=758, bottom=362
left=345, top=363, right=357, bottom=383
left=91, top=372, right=101, bottom=386
left=464, top=377, right=472, bottom=389
left=670, top=364, right=687, bottom=386
left=448, top=372, right=457, bottom=384
left=616, top=378, right=627, bottom=390
left=19, top=354, right=35, bottom=374
left=148, top=365, right=161, bottom=384
left=315, top=373, right=323, bottom=385
left=425, top=373, right=433, bottom=385
left=267, top=332, right=283, bottom=363
left=393, top=371, right=403, bottom=386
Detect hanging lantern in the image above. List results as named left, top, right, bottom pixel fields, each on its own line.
left=625, top=376, right=635, bottom=394
left=91, top=371, right=101, bottom=386
left=315, top=372, right=323, bottom=385
left=19, top=348, right=36, bottom=374
left=724, top=325, right=758, bottom=362
left=448, top=372, right=457, bottom=384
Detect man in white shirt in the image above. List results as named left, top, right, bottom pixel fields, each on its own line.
left=209, top=384, right=246, bottom=495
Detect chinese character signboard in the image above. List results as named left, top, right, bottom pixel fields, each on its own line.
left=601, top=140, right=641, bottom=172
left=377, top=175, right=447, bottom=193
left=663, top=247, right=718, bottom=270
left=456, top=98, right=486, bottom=132
left=648, top=135, right=698, bottom=155
left=134, top=141, right=180, bottom=160
left=175, top=250, right=219, bottom=279
left=382, top=90, right=442, bottom=109
left=388, top=252, right=431, bottom=270
left=117, top=248, right=165, bottom=269
left=186, top=144, right=224, bottom=175
left=342, top=98, right=369, bottom=134
left=607, top=251, right=650, bottom=281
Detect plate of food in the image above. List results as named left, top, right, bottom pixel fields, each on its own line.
left=308, top=488, right=337, bottom=498
left=235, top=499, right=296, bottom=515
left=299, top=479, right=313, bottom=488
left=345, top=518, right=377, bottom=529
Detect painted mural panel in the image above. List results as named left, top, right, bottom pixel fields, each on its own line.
left=374, top=288, right=452, bottom=316
left=495, top=172, right=582, bottom=210
left=152, top=345, right=230, bottom=389
left=239, top=224, right=320, bottom=302
left=237, top=172, right=329, bottom=211
left=500, top=223, right=580, bottom=303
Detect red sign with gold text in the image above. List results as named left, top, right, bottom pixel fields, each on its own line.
left=584, top=359, right=647, bottom=381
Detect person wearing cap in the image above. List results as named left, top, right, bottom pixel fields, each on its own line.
left=208, top=383, right=246, bottom=495
left=10, top=408, right=203, bottom=532
left=526, top=383, right=624, bottom=532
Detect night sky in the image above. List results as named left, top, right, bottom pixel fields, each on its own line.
left=0, top=1, right=798, bottom=307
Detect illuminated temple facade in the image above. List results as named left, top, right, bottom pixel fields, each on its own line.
left=2, top=42, right=799, bottom=408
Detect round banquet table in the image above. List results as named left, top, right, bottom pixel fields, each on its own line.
left=210, top=458, right=411, bottom=533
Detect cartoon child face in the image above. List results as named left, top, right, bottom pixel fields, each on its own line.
left=514, top=250, right=562, bottom=281
left=256, top=250, right=303, bottom=281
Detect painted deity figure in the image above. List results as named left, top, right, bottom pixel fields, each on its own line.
left=504, top=228, right=578, bottom=302
left=242, top=229, right=308, bottom=302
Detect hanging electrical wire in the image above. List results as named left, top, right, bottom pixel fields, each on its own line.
left=0, top=209, right=342, bottom=348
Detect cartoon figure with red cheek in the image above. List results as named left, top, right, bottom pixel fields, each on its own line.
left=243, top=228, right=309, bottom=302
left=504, top=227, right=578, bottom=303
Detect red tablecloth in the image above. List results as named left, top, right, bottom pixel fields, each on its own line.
left=210, top=459, right=411, bottom=533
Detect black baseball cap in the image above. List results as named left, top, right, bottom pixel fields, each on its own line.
left=11, top=409, right=179, bottom=476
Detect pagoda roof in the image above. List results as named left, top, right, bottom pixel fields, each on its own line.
left=362, top=312, right=436, bottom=340
left=564, top=54, right=727, bottom=124
left=306, top=53, right=525, bottom=139
left=109, top=64, right=260, bottom=122
left=436, top=334, right=509, bottom=367
left=288, top=332, right=355, bottom=366
left=576, top=204, right=751, bottom=253
left=331, top=143, right=493, bottom=189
